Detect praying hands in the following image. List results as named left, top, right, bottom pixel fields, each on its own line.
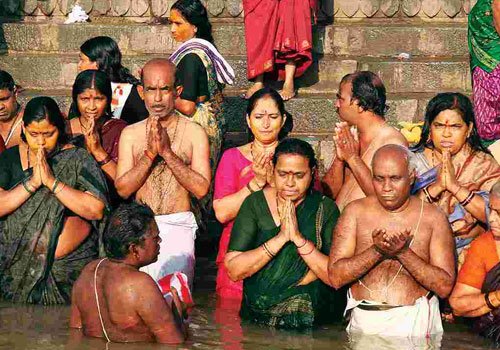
left=372, top=228, right=413, bottom=258
left=333, top=122, right=360, bottom=162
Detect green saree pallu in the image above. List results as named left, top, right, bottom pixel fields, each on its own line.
left=229, top=190, right=340, bottom=329
left=0, top=147, right=109, bottom=305
left=469, top=0, right=500, bottom=73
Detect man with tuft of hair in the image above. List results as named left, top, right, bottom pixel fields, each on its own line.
left=115, top=58, right=211, bottom=286
left=322, top=71, right=408, bottom=211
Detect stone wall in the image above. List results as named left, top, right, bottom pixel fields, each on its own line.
left=0, top=0, right=477, bottom=20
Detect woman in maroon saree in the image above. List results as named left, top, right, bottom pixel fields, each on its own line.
left=243, top=0, right=316, bottom=100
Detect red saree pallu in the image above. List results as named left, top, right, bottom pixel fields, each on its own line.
left=244, top=0, right=315, bottom=80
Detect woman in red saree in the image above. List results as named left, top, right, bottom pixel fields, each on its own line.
left=243, top=0, right=316, bottom=100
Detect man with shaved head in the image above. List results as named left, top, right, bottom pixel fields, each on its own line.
left=115, top=59, right=211, bottom=286
left=329, top=144, right=455, bottom=339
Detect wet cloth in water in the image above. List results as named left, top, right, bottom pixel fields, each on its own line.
left=228, top=190, right=339, bottom=328
left=0, top=146, right=108, bottom=304
left=140, top=212, right=197, bottom=286
left=345, top=290, right=443, bottom=337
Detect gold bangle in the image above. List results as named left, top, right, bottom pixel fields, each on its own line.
left=54, top=182, right=66, bottom=195
left=246, top=182, right=255, bottom=193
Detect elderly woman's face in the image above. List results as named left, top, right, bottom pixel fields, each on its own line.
left=23, top=118, right=59, bottom=153
left=429, top=109, right=472, bottom=155
left=274, top=154, right=312, bottom=203
left=77, top=88, right=108, bottom=122
left=247, top=97, right=285, bottom=144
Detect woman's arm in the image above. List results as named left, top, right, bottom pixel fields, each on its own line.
left=450, top=283, right=500, bottom=317
left=214, top=180, right=261, bottom=224
left=175, top=98, right=196, bottom=117
left=55, top=216, right=92, bottom=259
left=295, top=239, right=331, bottom=286
left=493, top=0, right=500, bottom=36
left=0, top=180, right=37, bottom=217
left=224, top=233, right=288, bottom=282
left=91, top=147, right=118, bottom=181
left=51, top=181, right=105, bottom=221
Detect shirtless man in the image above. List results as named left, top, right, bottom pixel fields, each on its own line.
left=70, top=202, right=187, bottom=344
left=115, top=58, right=211, bottom=285
left=322, top=71, right=408, bottom=211
left=328, top=145, right=455, bottom=338
left=0, top=70, right=22, bottom=148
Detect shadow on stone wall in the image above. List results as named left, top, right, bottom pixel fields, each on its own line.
left=0, top=0, right=26, bottom=55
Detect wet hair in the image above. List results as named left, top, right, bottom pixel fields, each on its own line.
left=21, top=97, right=68, bottom=144
left=411, top=92, right=489, bottom=154
left=341, top=71, right=388, bottom=118
left=273, top=138, right=317, bottom=191
left=171, top=0, right=214, bottom=44
left=246, top=87, right=293, bottom=141
left=70, top=70, right=112, bottom=118
left=80, top=36, right=140, bottom=85
left=0, top=70, right=16, bottom=92
left=104, top=203, right=156, bottom=260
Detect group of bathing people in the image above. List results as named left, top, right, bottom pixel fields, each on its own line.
left=1, top=0, right=500, bottom=346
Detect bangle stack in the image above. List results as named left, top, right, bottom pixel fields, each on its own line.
left=144, top=149, right=155, bottom=162
left=423, top=186, right=438, bottom=203
left=262, top=242, right=276, bottom=258
left=298, top=241, right=315, bottom=256
left=51, top=178, right=65, bottom=194
left=485, top=292, right=497, bottom=310
left=22, top=179, right=35, bottom=195
left=460, top=191, right=474, bottom=207
left=97, top=154, right=112, bottom=167
left=296, top=238, right=308, bottom=249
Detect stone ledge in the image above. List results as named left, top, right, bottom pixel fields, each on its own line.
left=0, top=53, right=469, bottom=93
left=0, top=0, right=478, bottom=19
left=0, top=22, right=468, bottom=58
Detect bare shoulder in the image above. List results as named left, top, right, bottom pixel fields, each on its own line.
left=126, top=269, right=160, bottom=290
left=181, top=117, right=207, bottom=138
left=121, top=119, right=148, bottom=140
left=419, top=200, right=450, bottom=231
left=380, top=125, right=408, bottom=146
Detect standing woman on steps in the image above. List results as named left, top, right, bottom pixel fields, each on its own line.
left=169, top=0, right=235, bottom=234
left=76, top=36, right=148, bottom=124
left=243, top=0, right=316, bottom=100
left=213, top=87, right=292, bottom=306
left=169, top=0, right=234, bottom=173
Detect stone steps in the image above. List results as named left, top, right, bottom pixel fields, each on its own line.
left=0, top=52, right=470, bottom=94
left=0, top=21, right=468, bottom=58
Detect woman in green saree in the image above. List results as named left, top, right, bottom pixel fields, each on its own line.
left=224, top=138, right=339, bottom=328
left=0, top=97, right=108, bottom=305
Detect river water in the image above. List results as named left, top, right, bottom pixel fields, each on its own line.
left=0, top=290, right=495, bottom=350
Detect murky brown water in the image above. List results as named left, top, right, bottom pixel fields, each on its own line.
left=0, top=292, right=496, bottom=350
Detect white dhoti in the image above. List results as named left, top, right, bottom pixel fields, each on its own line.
left=345, top=289, right=443, bottom=338
left=141, top=212, right=197, bottom=286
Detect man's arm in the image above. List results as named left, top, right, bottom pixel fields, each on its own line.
left=328, top=203, right=383, bottom=288
left=161, top=123, right=211, bottom=199
left=345, top=155, right=375, bottom=196
left=115, top=126, right=155, bottom=199
left=133, top=273, right=185, bottom=344
left=396, top=210, right=456, bottom=299
left=322, top=157, right=344, bottom=198
left=493, top=0, right=500, bottom=35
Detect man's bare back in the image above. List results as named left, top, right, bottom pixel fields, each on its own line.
left=118, top=114, right=206, bottom=214
left=71, top=259, right=183, bottom=343
left=344, top=196, right=449, bottom=305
